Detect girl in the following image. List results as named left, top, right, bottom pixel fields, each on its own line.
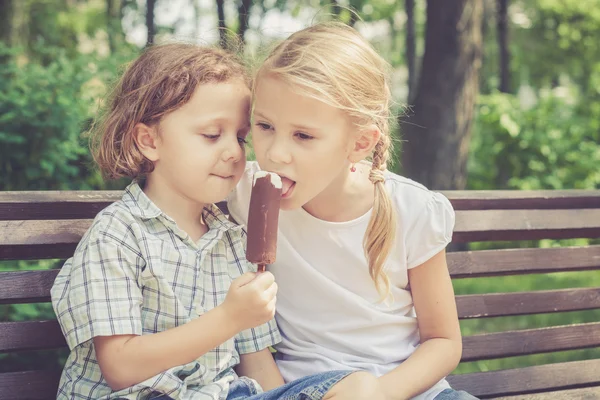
left=51, top=42, right=383, bottom=400
left=228, top=23, right=478, bottom=400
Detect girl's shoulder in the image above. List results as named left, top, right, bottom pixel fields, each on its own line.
left=384, top=171, right=455, bottom=268
left=383, top=170, right=453, bottom=214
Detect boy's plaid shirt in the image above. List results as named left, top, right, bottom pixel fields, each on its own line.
left=51, top=182, right=281, bottom=399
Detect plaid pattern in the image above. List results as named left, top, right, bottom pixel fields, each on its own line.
left=51, top=182, right=281, bottom=400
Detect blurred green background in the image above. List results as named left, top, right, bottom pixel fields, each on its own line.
left=1, top=0, right=599, bottom=376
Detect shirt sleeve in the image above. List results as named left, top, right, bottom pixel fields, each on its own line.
left=235, top=309, right=282, bottom=354
left=406, top=191, right=456, bottom=269
left=51, top=234, right=145, bottom=350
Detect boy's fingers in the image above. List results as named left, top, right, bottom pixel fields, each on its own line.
left=253, top=271, right=275, bottom=289
left=263, top=282, right=278, bottom=301
left=233, top=272, right=257, bottom=287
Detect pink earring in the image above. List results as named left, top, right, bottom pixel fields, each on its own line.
left=350, top=163, right=356, bottom=172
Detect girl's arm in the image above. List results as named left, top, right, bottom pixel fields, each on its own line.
left=235, top=349, right=285, bottom=391
left=95, top=271, right=278, bottom=391
left=378, top=249, right=462, bottom=400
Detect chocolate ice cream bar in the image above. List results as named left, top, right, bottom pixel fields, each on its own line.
left=246, top=171, right=282, bottom=272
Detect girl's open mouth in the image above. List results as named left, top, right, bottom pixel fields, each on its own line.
left=281, top=177, right=296, bottom=198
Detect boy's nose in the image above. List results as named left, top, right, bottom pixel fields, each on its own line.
left=222, top=137, right=244, bottom=163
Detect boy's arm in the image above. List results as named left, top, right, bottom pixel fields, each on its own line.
left=235, top=349, right=285, bottom=391
left=95, top=306, right=238, bottom=390
left=95, top=272, right=278, bottom=391
left=378, top=250, right=462, bottom=400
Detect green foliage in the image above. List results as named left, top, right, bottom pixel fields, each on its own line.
left=468, top=89, right=600, bottom=191
left=0, top=43, right=137, bottom=191
left=0, top=45, right=97, bottom=190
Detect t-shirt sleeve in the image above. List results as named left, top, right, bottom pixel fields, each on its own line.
left=406, top=192, right=456, bottom=269
left=51, top=232, right=144, bottom=350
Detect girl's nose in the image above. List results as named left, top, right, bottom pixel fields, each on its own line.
left=266, top=136, right=292, bottom=165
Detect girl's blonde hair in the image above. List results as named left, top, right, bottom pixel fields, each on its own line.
left=257, top=22, right=396, bottom=299
left=91, top=43, right=250, bottom=180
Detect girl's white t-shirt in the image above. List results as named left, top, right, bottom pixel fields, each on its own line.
left=227, top=161, right=456, bottom=400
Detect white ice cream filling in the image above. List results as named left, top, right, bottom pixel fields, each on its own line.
left=253, top=171, right=282, bottom=189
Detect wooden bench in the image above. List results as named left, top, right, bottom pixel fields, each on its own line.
left=1, top=190, right=600, bottom=399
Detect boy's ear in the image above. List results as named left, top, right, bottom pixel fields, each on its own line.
left=349, top=125, right=381, bottom=163
left=133, top=123, right=160, bottom=162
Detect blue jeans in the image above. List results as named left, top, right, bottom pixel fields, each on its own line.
left=226, top=370, right=353, bottom=400
left=434, top=388, right=479, bottom=399
left=151, top=370, right=352, bottom=400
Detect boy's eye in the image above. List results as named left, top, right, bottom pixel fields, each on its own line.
left=295, top=132, right=314, bottom=141
left=237, top=136, right=248, bottom=145
left=202, top=134, right=221, bottom=140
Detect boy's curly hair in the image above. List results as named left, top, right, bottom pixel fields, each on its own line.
left=91, top=43, right=249, bottom=180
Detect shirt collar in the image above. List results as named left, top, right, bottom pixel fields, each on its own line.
left=122, top=181, right=162, bottom=219
left=122, top=181, right=242, bottom=234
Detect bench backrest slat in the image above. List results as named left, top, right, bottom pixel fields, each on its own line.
left=0, top=371, right=61, bottom=400
left=461, top=322, right=600, bottom=362
left=456, top=287, right=600, bottom=319
left=1, top=190, right=599, bottom=220
left=0, top=321, right=66, bottom=353
left=446, top=358, right=600, bottom=398
left=453, top=209, right=600, bottom=242
left=3, top=317, right=599, bottom=364
left=448, top=246, right=600, bottom=278
left=3, top=212, right=600, bottom=260
left=0, top=270, right=59, bottom=304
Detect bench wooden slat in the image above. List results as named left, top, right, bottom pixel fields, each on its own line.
left=447, top=358, right=600, bottom=398
left=453, top=209, right=600, bottom=242
left=0, top=191, right=121, bottom=221
left=0, top=220, right=90, bottom=260
left=3, top=246, right=599, bottom=303
left=3, top=317, right=598, bottom=359
left=440, top=190, right=600, bottom=211
left=456, top=288, right=600, bottom=319
left=1, top=191, right=599, bottom=220
left=494, top=386, right=600, bottom=399
left=0, top=270, right=60, bottom=304
left=461, top=322, right=600, bottom=361
left=0, top=370, right=61, bottom=400
left=3, top=210, right=600, bottom=260
left=448, top=246, right=600, bottom=278
left=4, top=267, right=600, bottom=321
left=0, top=321, right=66, bottom=352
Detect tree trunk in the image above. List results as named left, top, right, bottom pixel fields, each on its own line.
left=330, top=0, right=340, bottom=16
left=0, top=0, right=13, bottom=46
left=193, top=0, right=201, bottom=41
left=497, top=0, right=510, bottom=92
left=106, top=0, right=121, bottom=53
left=146, top=0, right=156, bottom=46
left=237, top=0, right=252, bottom=46
left=399, top=0, right=483, bottom=190
left=216, top=0, right=227, bottom=48
left=349, top=12, right=358, bottom=27
left=405, top=0, right=416, bottom=102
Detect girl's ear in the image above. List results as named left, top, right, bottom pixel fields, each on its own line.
left=133, top=123, right=161, bottom=162
left=349, top=125, right=381, bottom=163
